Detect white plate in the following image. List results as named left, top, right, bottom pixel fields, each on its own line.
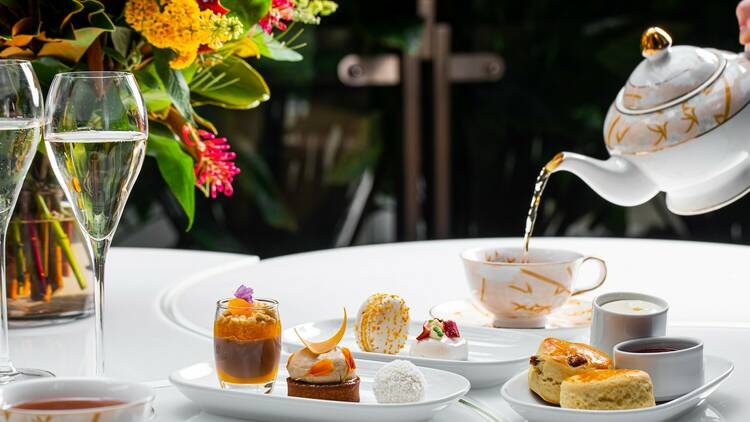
left=282, top=318, right=542, bottom=388
left=500, top=354, right=734, bottom=422
left=170, top=359, right=470, bottom=422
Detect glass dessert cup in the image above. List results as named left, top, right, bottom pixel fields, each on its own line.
left=214, top=298, right=281, bottom=393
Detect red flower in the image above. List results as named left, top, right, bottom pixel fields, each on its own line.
left=258, top=0, right=295, bottom=34
left=182, top=126, right=241, bottom=198
left=196, top=0, right=229, bottom=15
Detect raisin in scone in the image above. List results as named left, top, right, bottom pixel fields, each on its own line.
left=527, top=338, right=612, bottom=404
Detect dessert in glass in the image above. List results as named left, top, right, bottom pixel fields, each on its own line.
left=214, top=285, right=281, bottom=393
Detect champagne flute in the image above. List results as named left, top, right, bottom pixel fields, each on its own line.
left=44, top=72, right=147, bottom=376
left=0, top=60, right=53, bottom=382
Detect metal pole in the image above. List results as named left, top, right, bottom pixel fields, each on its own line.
left=433, top=24, right=452, bottom=238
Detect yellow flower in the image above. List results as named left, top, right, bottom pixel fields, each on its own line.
left=125, top=0, right=243, bottom=69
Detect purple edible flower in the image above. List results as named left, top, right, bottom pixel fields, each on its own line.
left=234, top=285, right=254, bottom=302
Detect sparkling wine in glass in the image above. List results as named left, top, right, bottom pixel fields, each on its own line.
left=45, top=72, right=147, bottom=376
left=0, top=60, right=53, bottom=382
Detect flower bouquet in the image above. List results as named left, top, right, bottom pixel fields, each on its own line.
left=0, top=0, right=336, bottom=321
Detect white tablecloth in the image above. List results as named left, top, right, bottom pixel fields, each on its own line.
left=10, top=239, right=750, bottom=421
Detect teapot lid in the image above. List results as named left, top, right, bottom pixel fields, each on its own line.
left=616, top=27, right=726, bottom=114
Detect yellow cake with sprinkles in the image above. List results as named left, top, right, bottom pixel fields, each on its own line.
left=354, top=293, right=410, bottom=354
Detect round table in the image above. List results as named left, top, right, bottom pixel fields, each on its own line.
left=10, top=238, right=750, bottom=421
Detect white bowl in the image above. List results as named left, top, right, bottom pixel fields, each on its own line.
left=0, top=377, right=155, bottom=422
left=614, top=336, right=704, bottom=402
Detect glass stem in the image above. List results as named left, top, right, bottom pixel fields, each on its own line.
left=88, top=236, right=110, bottom=377
left=0, top=215, right=17, bottom=375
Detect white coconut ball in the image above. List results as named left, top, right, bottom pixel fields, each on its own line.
left=373, top=360, right=427, bottom=403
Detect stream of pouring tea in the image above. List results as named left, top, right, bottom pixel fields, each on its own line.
left=522, top=153, right=564, bottom=254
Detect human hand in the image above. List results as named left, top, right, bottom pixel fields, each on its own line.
left=738, top=0, right=750, bottom=45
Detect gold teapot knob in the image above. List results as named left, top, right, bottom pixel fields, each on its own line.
left=641, top=27, right=672, bottom=59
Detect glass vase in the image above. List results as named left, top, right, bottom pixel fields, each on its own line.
left=5, top=189, right=93, bottom=327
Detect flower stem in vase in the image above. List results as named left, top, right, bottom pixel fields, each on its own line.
left=25, top=217, right=48, bottom=295
left=62, top=222, right=71, bottom=277
left=6, top=256, right=15, bottom=301
left=10, top=223, right=27, bottom=298
left=34, top=194, right=86, bottom=290
left=41, top=216, right=49, bottom=278
left=52, top=246, right=63, bottom=290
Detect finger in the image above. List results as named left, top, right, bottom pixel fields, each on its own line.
left=738, top=0, right=750, bottom=43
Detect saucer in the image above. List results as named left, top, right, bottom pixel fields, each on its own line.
left=430, top=298, right=591, bottom=339
left=283, top=319, right=541, bottom=388
left=170, top=360, right=470, bottom=422
left=500, top=354, right=733, bottom=422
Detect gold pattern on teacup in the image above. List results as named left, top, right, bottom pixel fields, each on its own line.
left=512, top=302, right=552, bottom=314
left=519, top=269, right=571, bottom=295
left=508, top=281, right=533, bottom=295
left=479, top=277, right=486, bottom=302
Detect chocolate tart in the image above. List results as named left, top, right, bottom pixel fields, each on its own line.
left=286, top=377, right=360, bottom=402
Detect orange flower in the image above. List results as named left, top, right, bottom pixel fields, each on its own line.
left=124, top=0, right=242, bottom=68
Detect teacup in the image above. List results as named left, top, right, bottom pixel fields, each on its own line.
left=614, top=336, right=704, bottom=402
left=0, top=377, right=155, bottom=422
left=460, top=247, right=607, bottom=328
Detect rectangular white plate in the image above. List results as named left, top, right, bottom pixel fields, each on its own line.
left=170, top=359, right=470, bottom=422
left=283, top=318, right=542, bottom=388
left=500, top=354, right=733, bottom=422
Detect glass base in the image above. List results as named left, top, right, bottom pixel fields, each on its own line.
left=219, top=379, right=274, bottom=394
left=0, top=368, right=54, bottom=384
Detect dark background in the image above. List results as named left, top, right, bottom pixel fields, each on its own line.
left=121, top=0, right=749, bottom=257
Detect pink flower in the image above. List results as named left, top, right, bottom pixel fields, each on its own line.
left=259, top=0, right=295, bottom=34
left=182, top=126, right=241, bottom=198
left=234, top=285, right=254, bottom=302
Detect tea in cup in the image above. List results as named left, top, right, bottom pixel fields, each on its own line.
left=461, top=247, right=606, bottom=328
left=0, top=377, right=154, bottom=422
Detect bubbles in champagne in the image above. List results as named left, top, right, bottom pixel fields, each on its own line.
left=0, top=118, right=42, bottom=214
left=45, top=131, right=146, bottom=241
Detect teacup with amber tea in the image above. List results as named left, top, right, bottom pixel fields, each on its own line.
left=461, top=247, right=607, bottom=328
left=0, top=377, right=154, bottom=422
left=214, top=285, right=281, bottom=393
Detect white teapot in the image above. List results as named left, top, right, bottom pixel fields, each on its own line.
left=554, top=27, right=750, bottom=214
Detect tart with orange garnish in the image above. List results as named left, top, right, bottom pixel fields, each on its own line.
left=286, top=309, right=360, bottom=402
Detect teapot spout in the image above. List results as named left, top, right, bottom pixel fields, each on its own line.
left=551, top=152, right=659, bottom=206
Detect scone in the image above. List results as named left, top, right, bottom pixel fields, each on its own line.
left=528, top=338, right=612, bottom=405
left=560, top=369, right=656, bottom=410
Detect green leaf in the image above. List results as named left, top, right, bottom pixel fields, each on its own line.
left=252, top=30, right=303, bottom=62
left=37, top=27, right=108, bottom=62
left=153, top=48, right=194, bottom=121
left=146, top=129, right=196, bottom=230
left=133, top=63, right=172, bottom=114
left=74, top=0, right=115, bottom=32
left=111, top=26, right=132, bottom=58
left=223, top=0, right=270, bottom=35
left=41, top=0, right=83, bottom=39
left=190, top=56, right=269, bottom=109
left=31, top=56, right=72, bottom=91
